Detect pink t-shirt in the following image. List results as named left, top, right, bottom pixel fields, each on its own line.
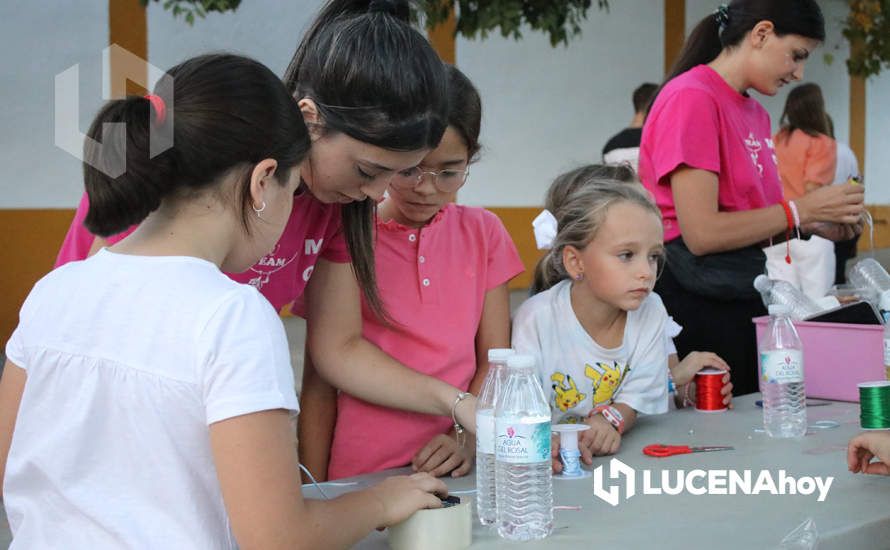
left=638, top=65, right=783, bottom=242
left=327, top=204, right=524, bottom=479
left=54, top=190, right=349, bottom=313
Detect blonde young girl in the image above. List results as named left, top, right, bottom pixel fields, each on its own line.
left=532, top=166, right=732, bottom=414
left=515, top=177, right=672, bottom=471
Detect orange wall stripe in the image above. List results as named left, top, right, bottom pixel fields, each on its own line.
left=849, top=36, right=867, bottom=173
left=109, top=0, right=148, bottom=97
left=486, top=207, right=545, bottom=290
left=0, top=210, right=77, bottom=343
left=427, top=2, right=456, bottom=64
left=664, top=0, right=685, bottom=75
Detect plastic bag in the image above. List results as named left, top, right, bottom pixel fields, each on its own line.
left=778, top=517, right=819, bottom=549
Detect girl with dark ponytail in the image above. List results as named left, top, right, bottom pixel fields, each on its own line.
left=639, top=0, right=865, bottom=395
left=2, top=53, right=448, bottom=548
left=57, top=1, right=479, bottom=453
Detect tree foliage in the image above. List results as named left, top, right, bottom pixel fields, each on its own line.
left=146, top=0, right=609, bottom=47
left=843, top=0, right=890, bottom=77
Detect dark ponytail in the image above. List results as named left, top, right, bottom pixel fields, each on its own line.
left=84, top=53, right=309, bottom=237
left=649, top=0, right=825, bottom=113
left=283, top=0, right=448, bottom=320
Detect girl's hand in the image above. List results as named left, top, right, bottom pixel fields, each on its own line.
left=580, top=414, right=621, bottom=458
left=551, top=433, right=564, bottom=474
left=672, top=351, right=729, bottom=387
left=847, top=432, right=890, bottom=476
left=674, top=352, right=733, bottom=409
left=367, top=473, right=448, bottom=528
left=795, top=184, right=864, bottom=226
left=411, top=433, right=474, bottom=478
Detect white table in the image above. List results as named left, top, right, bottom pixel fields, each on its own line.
left=302, top=394, right=890, bottom=550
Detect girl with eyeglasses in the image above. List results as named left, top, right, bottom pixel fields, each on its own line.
left=299, top=65, right=524, bottom=480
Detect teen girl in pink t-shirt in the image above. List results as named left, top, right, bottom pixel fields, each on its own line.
left=638, top=0, right=864, bottom=395
left=300, top=66, right=524, bottom=480
left=52, top=0, right=482, bottom=441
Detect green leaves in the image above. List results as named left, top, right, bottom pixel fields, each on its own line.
left=419, top=0, right=610, bottom=47
left=843, top=0, right=890, bottom=77
left=141, top=0, right=241, bottom=26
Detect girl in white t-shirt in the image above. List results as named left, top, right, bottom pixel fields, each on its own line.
left=0, top=53, right=445, bottom=549
left=516, top=169, right=731, bottom=472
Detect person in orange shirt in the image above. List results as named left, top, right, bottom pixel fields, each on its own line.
left=765, top=83, right=838, bottom=300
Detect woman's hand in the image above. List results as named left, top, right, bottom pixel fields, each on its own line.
left=795, top=184, right=864, bottom=226
left=802, top=220, right=864, bottom=242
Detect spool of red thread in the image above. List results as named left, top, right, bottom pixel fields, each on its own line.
left=695, top=367, right=727, bottom=412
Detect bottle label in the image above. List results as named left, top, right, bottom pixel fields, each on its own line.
left=760, top=350, right=804, bottom=384
left=884, top=338, right=890, bottom=367
left=476, top=409, right=495, bottom=454
left=495, top=418, right=551, bottom=464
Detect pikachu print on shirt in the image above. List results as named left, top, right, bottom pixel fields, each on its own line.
left=549, top=361, right=630, bottom=424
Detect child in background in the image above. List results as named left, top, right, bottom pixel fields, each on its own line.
left=848, top=432, right=890, bottom=476
left=300, top=65, right=524, bottom=481
left=765, top=83, right=838, bottom=300
left=515, top=175, right=670, bottom=473
left=0, top=54, right=446, bottom=549
left=531, top=165, right=732, bottom=414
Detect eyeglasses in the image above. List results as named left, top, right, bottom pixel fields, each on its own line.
left=390, top=166, right=469, bottom=193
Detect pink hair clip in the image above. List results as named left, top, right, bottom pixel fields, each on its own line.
left=144, top=94, right=166, bottom=125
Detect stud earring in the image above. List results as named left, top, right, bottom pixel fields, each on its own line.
left=574, top=273, right=583, bottom=281
left=253, top=201, right=266, bottom=217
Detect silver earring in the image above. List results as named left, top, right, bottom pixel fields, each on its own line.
left=253, top=201, right=266, bottom=217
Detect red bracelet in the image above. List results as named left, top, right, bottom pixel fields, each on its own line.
left=780, top=201, right=793, bottom=264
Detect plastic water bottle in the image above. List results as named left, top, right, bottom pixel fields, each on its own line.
left=475, top=348, right=514, bottom=526
left=759, top=304, right=807, bottom=438
left=495, top=354, right=552, bottom=541
left=848, top=258, right=890, bottom=317
left=753, top=275, right=822, bottom=321
left=884, top=321, right=890, bottom=381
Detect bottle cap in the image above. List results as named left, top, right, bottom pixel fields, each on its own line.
left=552, top=423, right=589, bottom=452
left=487, top=348, right=515, bottom=363
left=753, top=274, right=771, bottom=293
left=505, top=354, right=536, bottom=369
left=768, top=304, right=791, bottom=316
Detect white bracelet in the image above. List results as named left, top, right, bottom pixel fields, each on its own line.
left=789, top=200, right=801, bottom=228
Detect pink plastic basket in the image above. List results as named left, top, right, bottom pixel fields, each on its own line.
left=753, top=316, right=885, bottom=402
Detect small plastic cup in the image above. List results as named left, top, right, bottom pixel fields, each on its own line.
left=551, top=424, right=591, bottom=479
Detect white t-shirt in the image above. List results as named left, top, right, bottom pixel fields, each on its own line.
left=834, top=141, right=860, bottom=184
left=512, top=280, right=669, bottom=424
left=4, top=249, right=299, bottom=549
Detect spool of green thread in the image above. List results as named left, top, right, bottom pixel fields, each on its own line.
left=858, top=381, right=890, bottom=430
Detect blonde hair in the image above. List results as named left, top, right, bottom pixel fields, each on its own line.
left=531, top=165, right=661, bottom=294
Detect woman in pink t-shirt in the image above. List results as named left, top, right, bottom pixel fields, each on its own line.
left=765, top=83, right=838, bottom=300
left=53, top=1, right=481, bottom=442
left=638, top=0, right=864, bottom=395
left=300, top=66, right=524, bottom=480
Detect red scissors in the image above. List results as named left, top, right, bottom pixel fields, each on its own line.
left=643, top=444, right=734, bottom=457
